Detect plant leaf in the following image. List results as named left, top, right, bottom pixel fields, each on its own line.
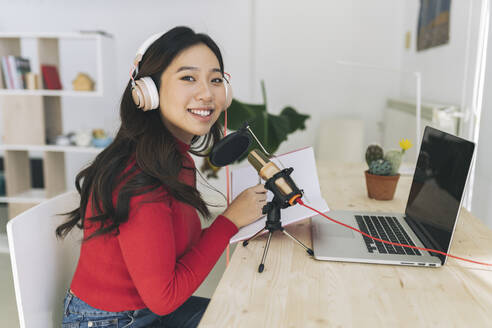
left=217, top=98, right=309, bottom=162
left=281, top=106, right=309, bottom=132
left=203, top=85, right=310, bottom=178
left=218, top=99, right=266, bottom=130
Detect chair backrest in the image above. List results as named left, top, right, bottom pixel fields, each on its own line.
left=316, top=118, right=365, bottom=162
left=7, top=191, right=81, bottom=328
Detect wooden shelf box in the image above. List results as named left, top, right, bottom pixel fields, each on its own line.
left=0, top=32, right=110, bottom=219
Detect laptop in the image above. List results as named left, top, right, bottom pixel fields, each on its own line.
left=312, top=126, right=475, bottom=267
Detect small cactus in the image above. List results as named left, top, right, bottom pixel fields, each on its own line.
left=384, top=150, right=402, bottom=175
left=369, top=159, right=392, bottom=176
left=365, top=144, right=383, bottom=167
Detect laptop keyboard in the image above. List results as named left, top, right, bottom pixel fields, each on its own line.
left=355, top=215, right=422, bottom=256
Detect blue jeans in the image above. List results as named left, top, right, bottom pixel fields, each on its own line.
left=61, top=290, right=210, bottom=328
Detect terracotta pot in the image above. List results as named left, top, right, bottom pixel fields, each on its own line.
left=364, top=170, right=400, bottom=201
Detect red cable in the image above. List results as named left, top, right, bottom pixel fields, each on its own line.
left=295, top=198, right=492, bottom=267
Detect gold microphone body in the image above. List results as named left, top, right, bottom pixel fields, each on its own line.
left=248, top=149, right=294, bottom=196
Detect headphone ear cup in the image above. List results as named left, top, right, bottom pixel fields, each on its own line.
left=132, top=77, right=159, bottom=111
left=141, top=77, right=159, bottom=110
left=131, top=82, right=145, bottom=109
left=224, top=80, right=233, bottom=109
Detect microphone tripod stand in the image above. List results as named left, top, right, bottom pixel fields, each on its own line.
left=242, top=168, right=314, bottom=273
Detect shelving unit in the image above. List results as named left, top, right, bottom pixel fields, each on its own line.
left=0, top=90, right=102, bottom=96
left=0, top=32, right=111, bottom=229
left=0, top=144, right=102, bottom=153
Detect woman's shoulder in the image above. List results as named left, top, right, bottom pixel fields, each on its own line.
left=137, top=185, right=170, bottom=201
left=129, top=185, right=171, bottom=209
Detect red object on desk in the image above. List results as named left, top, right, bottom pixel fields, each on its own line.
left=41, top=65, right=62, bottom=90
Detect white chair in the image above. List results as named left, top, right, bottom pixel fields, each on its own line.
left=316, top=118, right=365, bottom=163
left=7, top=191, right=81, bottom=328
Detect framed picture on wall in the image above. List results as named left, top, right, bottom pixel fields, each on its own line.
left=417, top=0, right=451, bottom=51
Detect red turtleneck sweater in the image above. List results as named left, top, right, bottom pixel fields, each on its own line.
left=70, top=140, right=238, bottom=315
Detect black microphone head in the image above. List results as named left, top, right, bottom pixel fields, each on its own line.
left=209, top=129, right=252, bottom=167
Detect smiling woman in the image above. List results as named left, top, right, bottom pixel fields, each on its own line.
left=55, top=26, right=267, bottom=328
left=159, top=43, right=226, bottom=142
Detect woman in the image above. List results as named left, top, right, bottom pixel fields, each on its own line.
left=57, top=26, right=266, bottom=328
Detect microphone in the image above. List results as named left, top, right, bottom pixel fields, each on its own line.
left=209, top=122, right=252, bottom=167
left=247, top=149, right=302, bottom=205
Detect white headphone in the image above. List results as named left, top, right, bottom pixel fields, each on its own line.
left=130, top=32, right=233, bottom=112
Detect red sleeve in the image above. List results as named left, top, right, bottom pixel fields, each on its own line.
left=117, top=199, right=238, bottom=315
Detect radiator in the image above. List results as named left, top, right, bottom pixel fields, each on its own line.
left=382, top=98, right=460, bottom=162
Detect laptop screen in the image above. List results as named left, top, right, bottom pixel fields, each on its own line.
left=404, top=126, right=475, bottom=263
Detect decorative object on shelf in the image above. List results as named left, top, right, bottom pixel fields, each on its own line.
left=74, top=130, right=92, bottom=147
left=48, top=132, right=80, bottom=146
left=200, top=80, right=310, bottom=178
left=54, top=134, right=71, bottom=146
left=41, top=64, right=62, bottom=90
left=25, top=72, right=39, bottom=90
left=72, top=72, right=95, bottom=91
left=364, top=139, right=412, bottom=200
left=67, top=132, right=77, bottom=145
left=92, top=129, right=112, bottom=148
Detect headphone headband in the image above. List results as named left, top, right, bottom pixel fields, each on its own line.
left=132, top=32, right=166, bottom=79
left=136, top=32, right=164, bottom=58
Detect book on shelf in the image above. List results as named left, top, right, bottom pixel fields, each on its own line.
left=0, top=55, right=31, bottom=89
left=16, top=57, right=31, bottom=89
left=0, top=59, right=4, bottom=89
left=1, top=56, right=14, bottom=89
left=41, top=64, right=62, bottom=90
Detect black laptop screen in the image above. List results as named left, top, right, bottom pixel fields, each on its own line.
left=405, top=126, right=475, bottom=262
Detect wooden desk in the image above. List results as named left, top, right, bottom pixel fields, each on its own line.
left=199, top=163, right=492, bottom=327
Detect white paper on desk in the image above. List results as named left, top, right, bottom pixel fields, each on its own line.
left=229, top=146, right=329, bottom=243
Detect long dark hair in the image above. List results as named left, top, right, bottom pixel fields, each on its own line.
left=56, top=26, right=224, bottom=240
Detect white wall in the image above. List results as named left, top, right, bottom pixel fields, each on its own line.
left=254, top=0, right=405, bottom=153
left=471, top=2, right=492, bottom=229
left=399, top=1, right=473, bottom=106
left=202, top=0, right=408, bottom=194
left=473, top=102, right=492, bottom=228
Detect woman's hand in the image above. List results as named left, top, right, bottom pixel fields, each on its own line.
left=222, top=184, right=267, bottom=229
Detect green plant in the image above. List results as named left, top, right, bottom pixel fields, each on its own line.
left=201, top=80, right=310, bottom=178
left=369, top=159, right=392, bottom=176
left=365, top=144, right=383, bottom=167
left=384, top=150, right=402, bottom=176
left=365, top=139, right=412, bottom=176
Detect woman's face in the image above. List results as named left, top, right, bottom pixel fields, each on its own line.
left=159, top=43, right=226, bottom=144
